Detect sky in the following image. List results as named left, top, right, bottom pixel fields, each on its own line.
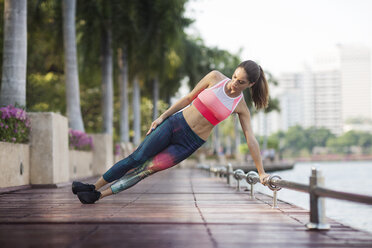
left=185, top=0, right=372, bottom=76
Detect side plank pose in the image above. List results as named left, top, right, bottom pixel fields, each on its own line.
left=72, top=60, right=271, bottom=204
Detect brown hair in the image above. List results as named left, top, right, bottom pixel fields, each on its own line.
left=238, top=60, right=269, bottom=109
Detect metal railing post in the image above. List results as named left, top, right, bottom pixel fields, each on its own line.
left=306, top=168, right=330, bottom=230
left=268, top=175, right=282, bottom=208
left=234, top=169, right=245, bottom=191
left=272, top=190, right=278, bottom=208
left=226, top=163, right=233, bottom=185
left=246, top=171, right=259, bottom=198
left=250, top=184, right=254, bottom=197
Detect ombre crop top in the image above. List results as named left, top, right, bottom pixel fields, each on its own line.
left=193, top=78, right=243, bottom=126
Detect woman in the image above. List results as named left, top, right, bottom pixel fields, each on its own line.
left=72, top=60, right=271, bottom=204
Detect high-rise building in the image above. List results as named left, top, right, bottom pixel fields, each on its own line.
left=311, top=47, right=343, bottom=134
left=251, top=72, right=303, bottom=136
left=277, top=73, right=303, bottom=131
left=251, top=44, right=372, bottom=136
left=312, top=70, right=343, bottom=134
left=311, top=44, right=372, bottom=134
left=338, top=44, right=372, bottom=121
left=302, top=65, right=315, bottom=128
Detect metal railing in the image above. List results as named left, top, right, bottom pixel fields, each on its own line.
left=198, top=163, right=372, bottom=231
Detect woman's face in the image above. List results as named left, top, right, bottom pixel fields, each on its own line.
left=230, top=67, right=253, bottom=91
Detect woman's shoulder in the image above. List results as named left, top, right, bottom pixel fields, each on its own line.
left=208, top=70, right=229, bottom=86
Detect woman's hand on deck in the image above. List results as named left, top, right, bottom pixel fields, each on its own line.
left=146, top=117, right=164, bottom=135
left=259, top=173, right=270, bottom=186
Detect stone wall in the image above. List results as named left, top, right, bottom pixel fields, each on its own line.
left=0, top=112, right=113, bottom=189
left=69, top=150, right=93, bottom=180
left=91, top=133, right=113, bottom=175
left=0, top=142, right=30, bottom=188
left=28, top=112, right=69, bottom=185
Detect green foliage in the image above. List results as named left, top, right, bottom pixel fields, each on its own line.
left=27, top=0, right=64, bottom=75
left=26, top=1, right=65, bottom=114
left=267, top=125, right=372, bottom=156
left=27, top=73, right=66, bottom=113
left=181, top=37, right=242, bottom=89
left=239, top=143, right=249, bottom=154
left=272, top=125, right=336, bottom=156
left=326, top=130, right=372, bottom=154
left=140, top=97, right=168, bottom=138
left=1, top=0, right=281, bottom=147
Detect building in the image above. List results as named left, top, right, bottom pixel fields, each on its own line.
left=338, top=44, right=372, bottom=122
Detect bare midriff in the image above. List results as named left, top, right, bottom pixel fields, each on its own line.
left=182, top=104, right=214, bottom=142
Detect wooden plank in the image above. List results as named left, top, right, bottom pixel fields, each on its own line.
left=0, top=168, right=371, bottom=248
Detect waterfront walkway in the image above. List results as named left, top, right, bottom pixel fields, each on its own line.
left=0, top=168, right=371, bottom=247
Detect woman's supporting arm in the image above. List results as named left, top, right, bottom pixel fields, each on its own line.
left=235, top=99, right=270, bottom=184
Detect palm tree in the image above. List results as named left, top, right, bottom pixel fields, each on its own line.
left=76, top=0, right=114, bottom=134
left=118, top=46, right=129, bottom=143
left=110, top=0, right=137, bottom=144
left=152, top=77, right=159, bottom=120
left=139, top=0, right=190, bottom=121
left=93, top=0, right=114, bottom=135
left=0, top=0, right=27, bottom=107
left=101, top=19, right=113, bottom=134
left=132, top=76, right=141, bottom=145
left=62, top=0, right=84, bottom=131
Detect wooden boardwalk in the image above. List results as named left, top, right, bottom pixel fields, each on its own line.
left=0, top=168, right=371, bottom=248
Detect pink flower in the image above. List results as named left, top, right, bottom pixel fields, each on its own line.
left=68, top=129, right=93, bottom=150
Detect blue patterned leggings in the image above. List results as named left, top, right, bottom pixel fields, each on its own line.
left=102, top=111, right=205, bottom=194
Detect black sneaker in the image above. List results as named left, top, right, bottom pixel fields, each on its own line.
left=77, top=190, right=102, bottom=204
left=72, top=181, right=95, bottom=194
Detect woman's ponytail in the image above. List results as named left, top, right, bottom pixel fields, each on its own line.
left=238, top=61, right=269, bottom=110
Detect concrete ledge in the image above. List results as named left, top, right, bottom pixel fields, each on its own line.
left=0, top=142, right=30, bottom=188
left=29, top=112, right=69, bottom=184
left=69, top=150, right=93, bottom=180
left=91, top=133, right=113, bottom=175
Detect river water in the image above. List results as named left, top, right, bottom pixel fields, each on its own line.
left=253, top=161, right=372, bottom=234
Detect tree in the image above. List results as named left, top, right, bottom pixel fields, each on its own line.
left=62, top=0, right=84, bottom=131
left=26, top=1, right=66, bottom=113
left=284, top=125, right=308, bottom=155
left=110, top=0, right=136, bottom=143
left=117, top=47, right=129, bottom=143
left=137, top=0, right=189, bottom=121
left=100, top=2, right=113, bottom=134
left=305, top=127, right=334, bottom=152
left=132, top=76, right=140, bottom=145
left=127, top=0, right=188, bottom=142
left=0, top=0, right=27, bottom=107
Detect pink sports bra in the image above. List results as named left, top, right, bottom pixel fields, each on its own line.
left=193, top=78, right=243, bottom=126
